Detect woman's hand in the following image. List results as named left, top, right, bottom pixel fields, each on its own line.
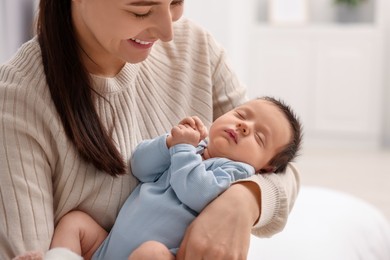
left=176, top=182, right=261, bottom=260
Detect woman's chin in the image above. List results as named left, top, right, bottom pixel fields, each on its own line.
left=123, top=51, right=151, bottom=64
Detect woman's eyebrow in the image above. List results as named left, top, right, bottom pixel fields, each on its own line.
left=127, top=1, right=161, bottom=6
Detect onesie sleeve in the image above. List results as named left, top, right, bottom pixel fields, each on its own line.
left=130, top=134, right=171, bottom=183
left=168, top=144, right=254, bottom=213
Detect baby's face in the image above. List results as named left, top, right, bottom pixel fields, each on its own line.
left=206, top=99, right=291, bottom=172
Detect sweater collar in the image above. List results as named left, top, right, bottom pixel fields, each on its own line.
left=90, top=62, right=140, bottom=94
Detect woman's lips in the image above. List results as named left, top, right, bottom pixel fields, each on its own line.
left=128, top=38, right=154, bottom=49
left=225, top=129, right=237, bottom=143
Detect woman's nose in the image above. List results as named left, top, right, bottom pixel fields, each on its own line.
left=152, top=10, right=174, bottom=42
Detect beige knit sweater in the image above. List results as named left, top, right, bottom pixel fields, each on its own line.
left=0, top=18, right=299, bottom=259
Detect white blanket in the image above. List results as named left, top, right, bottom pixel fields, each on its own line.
left=248, top=186, right=390, bottom=260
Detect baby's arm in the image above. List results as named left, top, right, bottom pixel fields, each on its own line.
left=131, top=116, right=206, bottom=183
left=130, top=135, right=172, bottom=182
left=168, top=148, right=254, bottom=213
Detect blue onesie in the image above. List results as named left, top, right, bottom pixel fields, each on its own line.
left=92, top=134, right=255, bottom=260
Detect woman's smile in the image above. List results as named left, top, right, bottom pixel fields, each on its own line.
left=127, top=38, right=155, bottom=49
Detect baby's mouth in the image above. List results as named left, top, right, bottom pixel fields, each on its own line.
left=225, top=129, right=238, bottom=144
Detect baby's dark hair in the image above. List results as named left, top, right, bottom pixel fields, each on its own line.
left=259, top=96, right=303, bottom=173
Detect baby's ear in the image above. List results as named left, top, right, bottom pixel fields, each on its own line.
left=260, top=165, right=276, bottom=173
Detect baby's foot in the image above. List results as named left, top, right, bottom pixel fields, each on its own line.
left=12, top=251, right=44, bottom=260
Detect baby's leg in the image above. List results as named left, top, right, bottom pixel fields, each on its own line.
left=128, top=241, right=175, bottom=260
left=50, top=211, right=108, bottom=260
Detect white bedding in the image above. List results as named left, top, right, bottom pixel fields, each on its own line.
left=248, top=186, right=390, bottom=260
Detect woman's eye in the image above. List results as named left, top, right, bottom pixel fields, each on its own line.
left=133, top=11, right=152, bottom=19
left=131, top=0, right=183, bottom=19
left=171, top=0, right=184, bottom=6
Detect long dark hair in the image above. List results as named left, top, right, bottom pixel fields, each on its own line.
left=36, top=0, right=125, bottom=176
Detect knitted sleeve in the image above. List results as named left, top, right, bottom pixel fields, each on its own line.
left=0, top=57, right=56, bottom=257
left=235, top=163, right=301, bottom=237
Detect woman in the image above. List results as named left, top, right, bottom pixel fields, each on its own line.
left=0, top=0, right=300, bottom=259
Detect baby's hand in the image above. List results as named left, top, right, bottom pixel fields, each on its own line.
left=167, top=116, right=208, bottom=148
left=179, top=116, right=208, bottom=140
left=169, top=124, right=200, bottom=147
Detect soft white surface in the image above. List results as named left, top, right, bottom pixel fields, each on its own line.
left=45, top=248, right=83, bottom=260
left=248, top=186, right=390, bottom=260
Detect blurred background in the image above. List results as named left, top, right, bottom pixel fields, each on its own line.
left=1, top=0, right=389, bottom=220
left=185, top=0, right=390, bottom=222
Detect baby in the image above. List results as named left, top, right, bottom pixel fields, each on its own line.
left=25, top=96, right=303, bottom=260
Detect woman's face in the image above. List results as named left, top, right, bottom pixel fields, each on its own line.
left=71, top=0, right=184, bottom=76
